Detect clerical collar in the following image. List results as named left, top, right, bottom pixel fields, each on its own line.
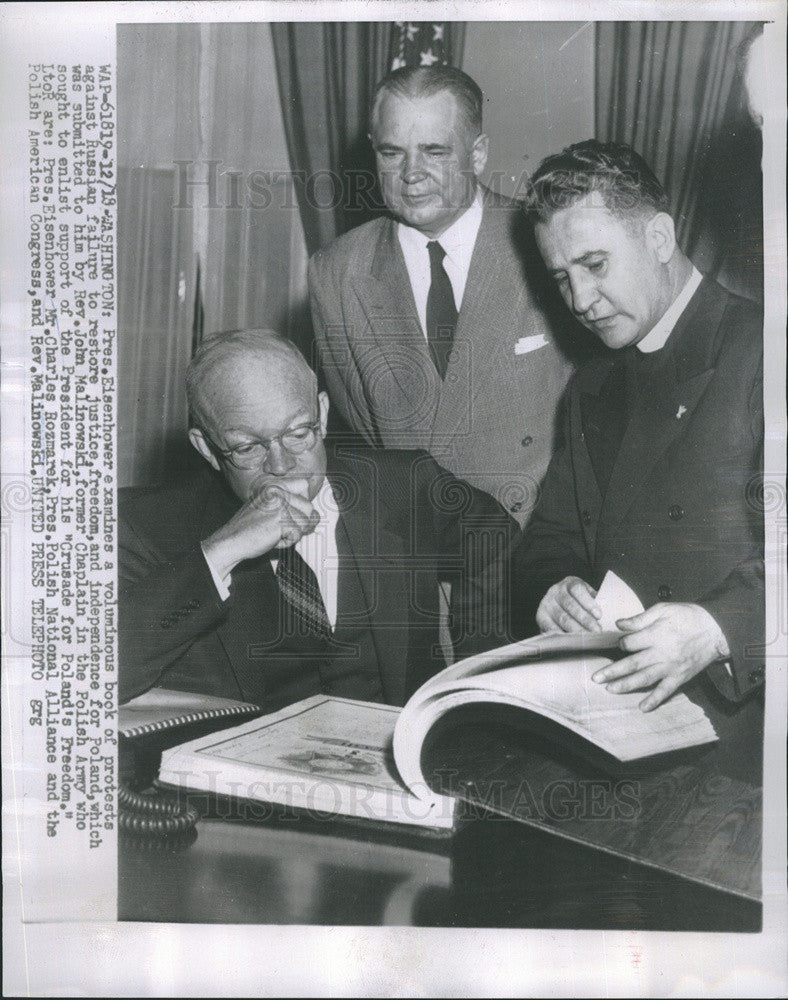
left=637, top=266, right=703, bottom=354
left=397, top=187, right=483, bottom=269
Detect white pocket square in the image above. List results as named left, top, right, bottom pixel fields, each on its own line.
left=514, top=334, right=549, bottom=355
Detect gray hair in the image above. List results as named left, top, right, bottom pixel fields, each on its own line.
left=370, top=64, right=483, bottom=140
left=186, top=329, right=315, bottom=431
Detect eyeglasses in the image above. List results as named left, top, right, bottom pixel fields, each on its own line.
left=203, top=419, right=322, bottom=470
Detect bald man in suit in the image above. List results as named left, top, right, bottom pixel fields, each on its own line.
left=119, top=330, right=514, bottom=711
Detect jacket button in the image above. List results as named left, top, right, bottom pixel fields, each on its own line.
left=160, top=618, right=171, bottom=629
left=521, top=435, right=533, bottom=447
left=510, top=501, right=523, bottom=513
left=657, top=585, right=672, bottom=601
left=669, top=504, right=684, bottom=521
left=581, top=509, right=592, bottom=525
left=187, top=599, right=200, bottom=610
left=748, top=666, right=764, bottom=684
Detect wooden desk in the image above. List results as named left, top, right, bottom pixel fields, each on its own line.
left=118, top=692, right=762, bottom=928
left=422, top=708, right=763, bottom=902
left=118, top=803, right=760, bottom=929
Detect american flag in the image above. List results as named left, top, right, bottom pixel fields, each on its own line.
left=390, top=22, right=458, bottom=69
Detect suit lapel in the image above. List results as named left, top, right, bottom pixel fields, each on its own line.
left=599, top=361, right=715, bottom=529
left=352, top=221, right=441, bottom=440
left=577, top=358, right=616, bottom=497
left=432, top=198, right=519, bottom=442
left=598, top=280, right=724, bottom=532
left=329, top=454, right=412, bottom=705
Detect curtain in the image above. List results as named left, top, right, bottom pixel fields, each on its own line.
left=117, top=24, right=310, bottom=486
left=270, top=23, right=393, bottom=257
left=596, top=21, right=763, bottom=303
left=117, top=25, right=201, bottom=488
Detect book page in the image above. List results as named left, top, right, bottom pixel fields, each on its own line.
left=159, top=695, right=456, bottom=827
left=2, top=4, right=785, bottom=999
left=171, top=696, right=406, bottom=795
left=594, top=570, right=645, bottom=631
left=455, top=656, right=718, bottom=759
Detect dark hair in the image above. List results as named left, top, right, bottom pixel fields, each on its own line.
left=524, top=140, right=670, bottom=225
left=370, top=65, right=483, bottom=138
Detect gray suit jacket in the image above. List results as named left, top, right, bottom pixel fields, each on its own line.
left=309, top=191, right=576, bottom=526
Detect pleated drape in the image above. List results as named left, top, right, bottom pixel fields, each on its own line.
left=270, top=22, right=394, bottom=256
left=118, top=24, right=310, bottom=486
left=596, top=21, right=763, bottom=302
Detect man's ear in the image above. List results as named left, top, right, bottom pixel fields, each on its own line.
left=189, top=427, right=221, bottom=472
left=646, top=212, right=677, bottom=264
left=317, top=391, right=330, bottom=439
left=471, top=133, right=489, bottom=178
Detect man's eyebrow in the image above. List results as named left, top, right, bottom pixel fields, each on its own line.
left=547, top=250, right=606, bottom=275
left=573, top=250, right=606, bottom=264
left=373, top=141, right=453, bottom=152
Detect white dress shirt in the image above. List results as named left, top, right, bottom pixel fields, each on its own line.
left=637, top=266, right=703, bottom=353
left=397, top=189, right=484, bottom=338
left=203, top=477, right=341, bottom=628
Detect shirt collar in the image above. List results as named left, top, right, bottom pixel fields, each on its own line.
left=397, top=188, right=483, bottom=270
left=637, top=265, right=704, bottom=353
left=305, top=476, right=339, bottom=531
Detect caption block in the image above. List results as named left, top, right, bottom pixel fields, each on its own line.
left=26, top=63, right=117, bottom=848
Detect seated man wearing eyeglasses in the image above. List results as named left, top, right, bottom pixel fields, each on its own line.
left=119, top=329, right=514, bottom=710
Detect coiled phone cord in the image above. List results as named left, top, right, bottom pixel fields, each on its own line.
left=118, top=783, right=199, bottom=836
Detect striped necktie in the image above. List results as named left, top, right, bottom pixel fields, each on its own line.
left=275, top=544, right=332, bottom=640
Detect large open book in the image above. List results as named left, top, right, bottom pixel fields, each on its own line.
left=158, top=575, right=717, bottom=832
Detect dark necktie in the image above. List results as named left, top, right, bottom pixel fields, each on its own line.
left=275, top=545, right=332, bottom=640
left=425, top=240, right=458, bottom=379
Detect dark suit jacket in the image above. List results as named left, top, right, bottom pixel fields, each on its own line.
left=119, top=447, right=514, bottom=709
left=512, top=279, right=764, bottom=779
left=309, top=189, right=576, bottom=526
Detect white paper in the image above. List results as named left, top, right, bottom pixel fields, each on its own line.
left=595, top=570, right=646, bottom=632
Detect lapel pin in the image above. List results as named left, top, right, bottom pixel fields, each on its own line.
left=676, top=405, right=687, bottom=419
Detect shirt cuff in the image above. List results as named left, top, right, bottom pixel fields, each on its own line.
left=704, top=608, right=732, bottom=675
left=201, top=542, right=231, bottom=601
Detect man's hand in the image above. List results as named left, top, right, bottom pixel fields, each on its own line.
left=591, top=602, right=729, bottom=711
left=536, top=576, right=603, bottom=633
left=202, top=478, right=319, bottom=580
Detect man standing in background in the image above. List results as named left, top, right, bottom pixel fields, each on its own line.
left=309, top=65, right=575, bottom=527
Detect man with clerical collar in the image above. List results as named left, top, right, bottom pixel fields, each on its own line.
left=309, top=64, right=574, bottom=528
left=512, top=141, right=763, bottom=781
left=119, top=329, right=514, bottom=711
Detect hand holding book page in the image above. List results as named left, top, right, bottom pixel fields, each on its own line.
left=392, top=572, right=717, bottom=804
left=590, top=573, right=734, bottom=712
left=593, top=570, right=646, bottom=631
